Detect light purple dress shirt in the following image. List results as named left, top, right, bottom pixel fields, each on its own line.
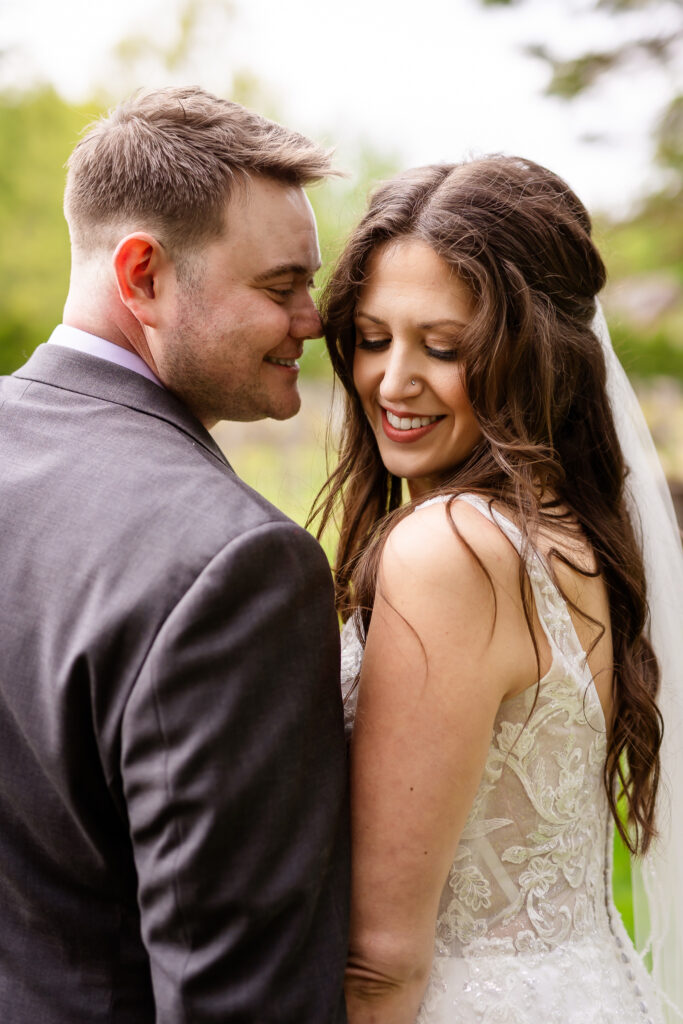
left=47, top=324, right=164, bottom=388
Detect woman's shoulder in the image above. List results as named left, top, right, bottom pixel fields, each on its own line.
left=385, top=493, right=518, bottom=569
left=376, top=494, right=536, bottom=704
left=382, top=493, right=519, bottom=587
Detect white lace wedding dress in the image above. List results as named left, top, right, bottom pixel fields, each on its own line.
left=341, top=493, right=665, bottom=1024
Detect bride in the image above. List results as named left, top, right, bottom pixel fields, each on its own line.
left=312, top=156, right=683, bottom=1023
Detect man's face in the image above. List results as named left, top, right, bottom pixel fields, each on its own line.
left=155, top=176, right=323, bottom=428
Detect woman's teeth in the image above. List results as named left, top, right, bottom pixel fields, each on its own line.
left=386, top=410, right=440, bottom=430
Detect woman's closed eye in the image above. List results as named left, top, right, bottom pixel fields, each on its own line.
left=356, top=336, right=391, bottom=351
left=356, top=336, right=460, bottom=361
left=425, top=344, right=459, bottom=361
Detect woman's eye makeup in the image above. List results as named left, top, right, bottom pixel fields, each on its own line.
left=425, top=343, right=459, bottom=361
left=355, top=334, right=460, bottom=360
left=356, top=336, right=390, bottom=350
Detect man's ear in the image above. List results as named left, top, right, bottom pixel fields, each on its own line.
left=113, top=233, right=169, bottom=328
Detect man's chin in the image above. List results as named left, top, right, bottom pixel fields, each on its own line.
left=270, top=395, right=302, bottom=421
left=211, top=392, right=302, bottom=424
left=262, top=384, right=302, bottom=422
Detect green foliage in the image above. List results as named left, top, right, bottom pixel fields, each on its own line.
left=598, top=202, right=683, bottom=278
left=596, top=0, right=657, bottom=9
left=656, top=94, right=683, bottom=180
left=527, top=30, right=681, bottom=102
left=482, top=0, right=670, bottom=11
left=478, top=0, right=683, bottom=379
left=597, top=203, right=683, bottom=380
left=611, top=324, right=683, bottom=380
left=533, top=47, right=619, bottom=99
left=107, top=0, right=237, bottom=102
left=613, top=831, right=634, bottom=938
left=489, top=0, right=683, bottom=202
left=0, top=87, right=102, bottom=374
left=496, top=0, right=683, bottom=103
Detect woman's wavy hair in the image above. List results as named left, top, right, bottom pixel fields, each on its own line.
left=311, top=155, right=662, bottom=854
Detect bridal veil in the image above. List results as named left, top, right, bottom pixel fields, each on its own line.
left=595, top=304, right=683, bottom=1023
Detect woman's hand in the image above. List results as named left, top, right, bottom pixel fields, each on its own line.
left=345, top=951, right=431, bottom=1024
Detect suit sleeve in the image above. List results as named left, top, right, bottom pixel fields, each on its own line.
left=121, top=521, right=349, bottom=1023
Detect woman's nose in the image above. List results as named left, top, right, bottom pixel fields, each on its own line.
left=378, top=346, right=419, bottom=403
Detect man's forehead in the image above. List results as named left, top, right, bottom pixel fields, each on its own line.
left=220, top=179, right=321, bottom=277
left=226, top=176, right=316, bottom=230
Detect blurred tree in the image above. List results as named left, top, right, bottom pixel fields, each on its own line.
left=481, top=0, right=682, bottom=198
left=480, top=0, right=683, bottom=385
left=0, top=85, right=101, bottom=374
left=93, top=0, right=286, bottom=119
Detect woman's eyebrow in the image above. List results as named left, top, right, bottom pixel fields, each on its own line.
left=418, top=318, right=467, bottom=329
left=354, top=311, right=385, bottom=323
left=355, top=312, right=467, bottom=329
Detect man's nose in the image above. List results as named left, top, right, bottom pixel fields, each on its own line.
left=290, top=293, right=322, bottom=340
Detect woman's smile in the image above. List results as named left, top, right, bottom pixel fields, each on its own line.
left=353, top=238, right=482, bottom=495
left=380, top=407, right=445, bottom=442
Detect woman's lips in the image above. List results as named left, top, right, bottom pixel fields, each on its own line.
left=380, top=407, right=444, bottom=443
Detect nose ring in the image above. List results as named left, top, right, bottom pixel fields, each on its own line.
left=410, top=378, right=416, bottom=387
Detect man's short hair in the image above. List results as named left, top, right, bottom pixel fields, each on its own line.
left=64, top=86, right=335, bottom=257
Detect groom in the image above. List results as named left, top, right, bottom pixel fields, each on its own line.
left=0, top=88, right=348, bottom=1022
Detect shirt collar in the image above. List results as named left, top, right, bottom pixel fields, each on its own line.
left=48, top=324, right=164, bottom=388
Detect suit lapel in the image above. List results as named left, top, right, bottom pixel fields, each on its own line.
left=14, top=343, right=233, bottom=470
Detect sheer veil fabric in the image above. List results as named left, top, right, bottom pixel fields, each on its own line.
left=594, top=304, right=683, bottom=1023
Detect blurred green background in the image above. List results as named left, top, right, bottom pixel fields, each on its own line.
left=2, top=0, right=681, bottom=941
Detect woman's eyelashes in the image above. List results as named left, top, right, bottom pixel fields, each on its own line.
left=356, top=336, right=391, bottom=351
left=355, top=335, right=460, bottom=360
left=426, top=344, right=459, bottom=361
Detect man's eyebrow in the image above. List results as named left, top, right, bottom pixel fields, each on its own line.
left=252, top=262, right=320, bottom=283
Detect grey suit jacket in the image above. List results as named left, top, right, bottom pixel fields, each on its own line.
left=0, top=343, right=349, bottom=1023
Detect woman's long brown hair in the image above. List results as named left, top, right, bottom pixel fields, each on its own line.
left=310, top=156, right=662, bottom=855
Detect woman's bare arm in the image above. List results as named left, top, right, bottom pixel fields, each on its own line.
left=345, top=500, right=540, bottom=1023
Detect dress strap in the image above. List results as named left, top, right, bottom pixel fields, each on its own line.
left=416, top=493, right=594, bottom=690
left=417, top=492, right=524, bottom=550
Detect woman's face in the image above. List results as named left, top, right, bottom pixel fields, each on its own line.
left=353, top=238, right=482, bottom=497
